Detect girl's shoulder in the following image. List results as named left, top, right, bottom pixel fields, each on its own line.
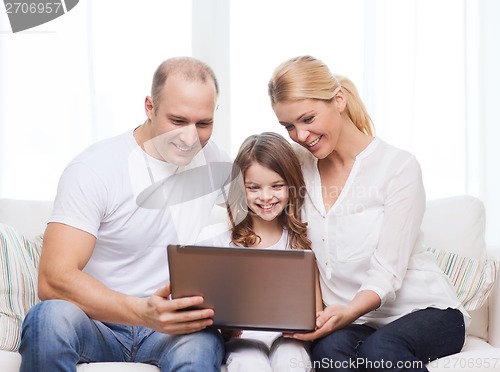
left=268, top=228, right=289, bottom=251
left=196, top=223, right=232, bottom=247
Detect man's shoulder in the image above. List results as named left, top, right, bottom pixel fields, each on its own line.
left=70, top=130, right=135, bottom=167
left=59, top=130, right=135, bottom=185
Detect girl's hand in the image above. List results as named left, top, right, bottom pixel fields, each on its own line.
left=220, top=329, right=242, bottom=341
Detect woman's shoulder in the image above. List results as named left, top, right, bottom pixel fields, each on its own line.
left=373, top=137, right=410, bottom=155
left=370, top=137, right=419, bottom=167
left=291, top=143, right=315, bottom=168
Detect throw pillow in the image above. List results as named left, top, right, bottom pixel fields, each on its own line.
left=0, top=223, right=42, bottom=352
left=427, top=246, right=500, bottom=311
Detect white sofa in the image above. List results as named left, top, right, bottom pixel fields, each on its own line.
left=1, top=195, right=500, bottom=372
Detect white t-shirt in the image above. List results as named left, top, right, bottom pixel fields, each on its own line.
left=295, top=137, right=469, bottom=328
left=202, top=228, right=289, bottom=251
left=50, top=129, right=231, bottom=298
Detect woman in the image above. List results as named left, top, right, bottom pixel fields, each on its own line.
left=267, top=55, right=468, bottom=371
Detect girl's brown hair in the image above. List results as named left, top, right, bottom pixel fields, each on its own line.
left=227, top=132, right=311, bottom=250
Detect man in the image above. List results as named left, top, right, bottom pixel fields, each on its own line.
left=19, top=57, right=230, bottom=371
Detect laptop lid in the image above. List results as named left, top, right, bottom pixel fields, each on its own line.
left=167, top=244, right=316, bottom=333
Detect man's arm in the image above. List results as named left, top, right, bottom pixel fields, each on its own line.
left=38, top=222, right=215, bottom=334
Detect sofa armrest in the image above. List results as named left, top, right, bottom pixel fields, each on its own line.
left=487, top=247, right=500, bottom=347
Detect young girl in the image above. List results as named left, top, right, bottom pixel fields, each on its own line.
left=205, top=132, right=322, bottom=372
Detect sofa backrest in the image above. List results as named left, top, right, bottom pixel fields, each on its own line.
left=0, top=199, right=53, bottom=239
left=4, top=195, right=484, bottom=256
left=421, top=195, right=489, bottom=341
left=0, top=195, right=491, bottom=340
left=422, top=195, right=486, bottom=259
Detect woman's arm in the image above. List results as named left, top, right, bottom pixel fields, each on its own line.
left=288, top=289, right=380, bottom=341
left=359, top=155, right=426, bottom=305
left=315, top=266, right=324, bottom=313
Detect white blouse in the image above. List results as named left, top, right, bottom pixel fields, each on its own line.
left=295, top=137, right=468, bottom=328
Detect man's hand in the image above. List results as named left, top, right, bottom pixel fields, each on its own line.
left=141, top=283, right=215, bottom=335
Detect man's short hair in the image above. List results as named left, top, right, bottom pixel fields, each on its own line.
left=151, top=57, right=219, bottom=114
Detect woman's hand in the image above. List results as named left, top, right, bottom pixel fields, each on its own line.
left=284, top=290, right=381, bottom=341
left=284, top=304, right=356, bottom=341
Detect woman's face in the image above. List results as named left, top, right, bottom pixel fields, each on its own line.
left=272, top=98, right=342, bottom=159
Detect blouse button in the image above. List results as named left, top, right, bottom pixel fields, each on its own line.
left=325, top=263, right=332, bottom=280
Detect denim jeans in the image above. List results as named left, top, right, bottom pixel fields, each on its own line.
left=19, top=300, right=224, bottom=372
left=311, top=307, right=465, bottom=372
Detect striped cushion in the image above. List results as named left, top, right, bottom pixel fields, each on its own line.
left=428, top=246, right=500, bottom=311
left=0, top=223, right=42, bottom=351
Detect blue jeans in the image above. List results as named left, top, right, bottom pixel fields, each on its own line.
left=19, top=300, right=224, bottom=372
left=311, top=307, right=465, bottom=372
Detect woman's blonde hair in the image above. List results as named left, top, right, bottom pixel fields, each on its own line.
left=227, top=132, right=311, bottom=250
left=268, top=55, right=374, bottom=136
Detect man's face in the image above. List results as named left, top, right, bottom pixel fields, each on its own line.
left=144, top=74, right=217, bottom=166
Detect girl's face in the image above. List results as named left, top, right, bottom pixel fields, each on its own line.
left=244, top=162, right=289, bottom=222
left=272, top=98, right=342, bottom=160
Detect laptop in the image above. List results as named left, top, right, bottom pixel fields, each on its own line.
left=167, top=244, right=316, bottom=332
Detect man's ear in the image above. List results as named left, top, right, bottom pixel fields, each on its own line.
left=145, top=96, right=154, bottom=119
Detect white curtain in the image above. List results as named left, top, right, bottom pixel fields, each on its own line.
left=0, top=0, right=192, bottom=199
left=1, top=0, right=499, bottom=247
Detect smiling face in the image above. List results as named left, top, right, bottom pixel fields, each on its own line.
left=244, top=161, right=289, bottom=223
left=273, top=98, right=344, bottom=160
left=143, top=73, right=217, bottom=165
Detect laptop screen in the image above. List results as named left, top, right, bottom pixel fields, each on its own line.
left=167, top=244, right=316, bottom=332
